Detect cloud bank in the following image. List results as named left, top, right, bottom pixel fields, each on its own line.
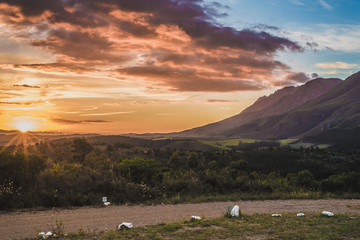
left=0, top=0, right=304, bottom=92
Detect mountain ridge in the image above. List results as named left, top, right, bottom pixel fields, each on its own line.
left=223, top=71, right=360, bottom=140
left=179, top=77, right=343, bottom=138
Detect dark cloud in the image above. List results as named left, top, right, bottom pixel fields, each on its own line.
left=109, top=1, right=302, bottom=53
left=206, top=99, right=238, bottom=103
left=151, top=49, right=289, bottom=70
left=171, top=78, right=264, bottom=92
left=116, top=20, right=158, bottom=38
left=251, top=24, right=280, bottom=31
left=118, top=65, right=264, bottom=92
left=1, top=0, right=305, bottom=92
left=275, top=72, right=311, bottom=86
left=0, top=101, right=32, bottom=105
left=311, top=73, right=319, bottom=78
left=285, top=72, right=310, bottom=83
left=13, top=84, right=41, bottom=88
left=0, top=0, right=63, bottom=17
left=13, top=62, right=95, bottom=74
left=203, top=1, right=229, bottom=18
left=51, top=117, right=111, bottom=125
left=177, top=21, right=302, bottom=54
left=3, top=0, right=302, bottom=54
left=31, top=28, right=130, bottom=62
left=306, top=41, right=319, bottom=51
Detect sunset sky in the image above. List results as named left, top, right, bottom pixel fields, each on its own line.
left=0, top=0, right=359, bottom=134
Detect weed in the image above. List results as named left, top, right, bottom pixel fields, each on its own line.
left=53, top=218, right=64, bottom=236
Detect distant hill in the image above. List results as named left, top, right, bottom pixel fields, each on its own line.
left=178, top=77, right=343, bottom=138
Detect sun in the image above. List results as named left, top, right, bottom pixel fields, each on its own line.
left=15, top=122, right=34, bottom=132
left=13, top=117, right=37, bottom=132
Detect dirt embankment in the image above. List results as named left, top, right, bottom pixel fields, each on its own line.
left=1, top=199, right=360, bottom=240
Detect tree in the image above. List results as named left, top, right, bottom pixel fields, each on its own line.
left=321, top=175, right=345, bottom=192
left=297, top=170, right=318, bottom=190
left=208, top=160, right=219, bottom=171
left=167, top=151, right=183, bottom=169
left=187, top=152, right=199, bottom=169
left=121, top=157, right=161, bottom=185
left=230, top=160, right=248, bottom=172
left=71, top=138, right=93, bottom=163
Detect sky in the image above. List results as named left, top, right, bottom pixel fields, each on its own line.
left=0, top=0, right=359, bottom=134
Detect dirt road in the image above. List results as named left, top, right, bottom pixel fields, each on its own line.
left=1, top=199, right=360, bottom=240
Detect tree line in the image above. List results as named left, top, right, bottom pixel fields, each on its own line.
left=1, top=138, right=360, bottom=209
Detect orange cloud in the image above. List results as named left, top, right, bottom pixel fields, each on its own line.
left=0, top=0, right=305, bottom=93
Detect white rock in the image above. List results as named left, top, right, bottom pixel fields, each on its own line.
left=39, top=232, right=46, bottom=239
left=46, top=231, right=53, bottom=237
left=271, top=214, right=282, bottom=217
left=118, top=222, right=133, bottom=230
left=231, top=205, right=240, bottom=217
left=297, top=213, right=305, bottom=217
left=104, top=201, right=111, bottom=206
left=322, top=211, right=334, bottom=217
left=191, top=216, right=201, bottom=220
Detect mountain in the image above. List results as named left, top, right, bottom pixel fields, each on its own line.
left=179, top=77, right=342, bottom=138
left=224, top=71, right=360, bottom=140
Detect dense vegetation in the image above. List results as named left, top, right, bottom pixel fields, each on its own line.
left=1, top=137, right=360, bottom=209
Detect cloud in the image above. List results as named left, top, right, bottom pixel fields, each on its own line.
left=117, top=65, right=265, bottom=92
left=206, top=99, right=238, bottom=103
left=285, top=72, right=310, bottom=83
left=0, top=101, right=32, bottom=105
left=0, top=0, right=304, bottom=94
left=290, top=0, right=305, bottom=6
left=311, top=73, right=319, bottom=78
left=30, top=28, right=130, bottom=63
left=318, top=0, right=333, bottom=10
left=315, top=62, right=359, bottom=69
left=51, top=117, right=111, bottom=125
left=251, top=24, right=280, bottom=31
left=13, top=84, right=41, bottom=88
left=81, top=111, right=135, bottom=116
left=276, top=72, right=311, bottom=86
left=306, top=42, right=319, bottom=51
left=287, top=24, right=360, bottom=53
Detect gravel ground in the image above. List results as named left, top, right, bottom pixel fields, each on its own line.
left=1, top=199, right=360, bottom=240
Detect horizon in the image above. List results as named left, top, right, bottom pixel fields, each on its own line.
left=0, top=74, right=348, bottom=135
left=0, top=0, right=359, bottom=134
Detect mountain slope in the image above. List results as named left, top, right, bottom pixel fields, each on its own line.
left=179, top=77, right=342, bottom=138
left=225, top=71, right=360, bottom=139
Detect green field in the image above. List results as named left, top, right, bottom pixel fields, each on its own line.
left=34, top=213, right=360, bottom=240
left=201, top=139, right=258, bottom=150
left=278, top=138, right=298, bottom=146
left=201, top=138, right=332, bottom=150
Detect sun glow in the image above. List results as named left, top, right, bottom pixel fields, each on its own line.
left=13, top=117, right=37, bottom=132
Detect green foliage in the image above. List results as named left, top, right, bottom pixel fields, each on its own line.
left=321, top=175, right=346, bottom=192
left=187, top=152, right=199, bottom=169
left=297, top=170, right=319, bottom=190
left=121, top=157, right=161, bottom=185
left=71, top=137, right=93, bottom=162
left=230, top=159, right=248, bottom=171
left=53, top=218, right=65, bottom=236
left=1, top=139, right=360, bottom=209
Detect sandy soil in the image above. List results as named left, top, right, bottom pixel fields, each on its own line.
left=1, top=199, right=360, bottom=240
